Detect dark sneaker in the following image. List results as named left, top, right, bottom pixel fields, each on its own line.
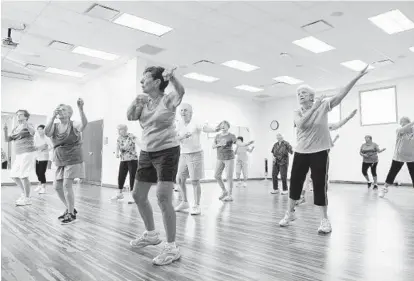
left=58, top=209, right=77, bottom=220
left=61, top=213, right=77, bottom=225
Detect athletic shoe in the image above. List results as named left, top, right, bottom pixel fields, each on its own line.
left=223, top=195, right=233, bottom=202
left=318, top=218, right=332, bottom=234
left=270, top=190, right=279, bottom=194
left=373, top=184, right=378, bottom=190
left=130, top=231, right=162, bottom=248
left=15, top=193, right=25, bottom=204
left=281, top=190, right=288, bottom=195
left=279, top=211, right=296, bottom=227
left=61, top=213, right=77, bottom=225
left=218, top=191, right=228, bottom=200
left=190, top=205, right=201, bottom=215
left=58, top=209, right=78, bottom=220
left=16, top=197, right=32, bottom=206
left=128, top=196, right=135, bottom=204
left=175, top=201, right=190, bottom=212
left=152, top=244, right=181, bottom=266
left=242, top=182, right=247, bottom=188
left=38, top=187, right=46, bottom=194
left=296, top=196, right=306, bottom=205
left=367, top=182, right=372, bottom=188
left=379, top=186, right=388, bottom=198
left=34, top=185, right=41, bottom=192
left=111, top=193, right=124, bottom=200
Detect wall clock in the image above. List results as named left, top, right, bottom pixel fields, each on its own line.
left=270, top=120, right=279, bottom=130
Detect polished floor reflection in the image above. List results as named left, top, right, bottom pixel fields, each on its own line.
left=2, top=181, right=414, bottom=281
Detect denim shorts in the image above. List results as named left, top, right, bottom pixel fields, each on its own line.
left=136, top=146, right=180, bottom=183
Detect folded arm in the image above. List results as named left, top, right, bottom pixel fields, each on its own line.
left=165, top=75, right=185, bottom=110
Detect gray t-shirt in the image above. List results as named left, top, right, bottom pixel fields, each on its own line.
left=215, top=133, right=237, bottom=160
left=294, top=100, right=333, bottom=154
left=393, top=127, right=414, bottom=162
left=360, top=142, right=379, bottom=163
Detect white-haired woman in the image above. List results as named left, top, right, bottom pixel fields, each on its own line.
left=213, top=120, right=237, bottom=202
left=3, top=109, right=36, bottom=206
left=380, top=116, right=414, bottom=198
left=112, top=124, right=138, bottom=202
left=45, top=99, right=88, bottom=225
left=279, top=66, right=368, bottom=233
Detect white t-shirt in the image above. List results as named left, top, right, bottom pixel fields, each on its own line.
left=177, top=121, right=204, bottom=154
left=294, top=100, right=334, bottom=154
left=34, top=135, right=53, bottom=161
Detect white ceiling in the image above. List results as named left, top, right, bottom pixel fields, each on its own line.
left=1, top=1, right=414, bottom=100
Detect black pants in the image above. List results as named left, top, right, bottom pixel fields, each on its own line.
left=118, top=160, right=138, bottom=190
left=362, top=162, right=378, bottom=177
left=272, top=162, right=288, bottom=191
left=290, top=150, right=329, bottom=206
left=385, top=160, right=414, bottom=186
left=36, top=160, right=49, bottom=184
left=2, top=161, right=7, bottom=169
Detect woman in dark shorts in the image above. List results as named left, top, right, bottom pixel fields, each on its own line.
left=127, top=66, right=185, bottom=266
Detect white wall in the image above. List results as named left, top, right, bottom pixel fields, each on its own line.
left=261, top=75, right=414, bottom=184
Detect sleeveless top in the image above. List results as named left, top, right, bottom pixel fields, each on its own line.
left=393, top=127, right=414, bottom=162
left=139, top=95, right=179, bottom=152
left=51, top=121, right=83, bottom=166
left=10, top=123, right=36, bottom=155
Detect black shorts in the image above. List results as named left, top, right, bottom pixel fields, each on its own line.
left=136, top=146, right=180, bottom=183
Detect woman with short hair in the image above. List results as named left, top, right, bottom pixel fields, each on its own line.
left=3, top=109, right=36, bottom=206
left=45, top=99, right=88, bottom=225
left=360, top=135, right=386, bottom=189
left=112, top=124, right=138, bottom=202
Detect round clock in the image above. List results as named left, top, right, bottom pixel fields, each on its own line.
left=270, top=120, right=279, bottom=130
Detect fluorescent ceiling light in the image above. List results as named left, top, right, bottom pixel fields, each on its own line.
left=72, top=46, right=119, bottom=60
left=368, top=9, right=414, bottom=34
left=235, top=85, right=264, bottom=92
left=113, top=13, right=173, bottom=36
left=340, top=60, right=374, bottom=71
left=222, top=60, right=259, bottom=72
left=273, top=76, right=303, bottom=85
left=46, top=67, right=85, bottom=78
left=183, top=72, right=219, bottom=83
left=409, top=46, right=414, bottom=52
left=293, top=36, right=335, bottom=53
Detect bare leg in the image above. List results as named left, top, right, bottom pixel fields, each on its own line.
left=55, top=179, right=68, bottom=208
left=191, top=180, right=201, bottom=205
left=319, top=205, right=328, bottom=219
left=132, top=180, right=155, bottom=231
left=178, top=175, right=188, bottom=202
left=226, top=159, right=235, bottom=195
left=288, top=198, right=296, bottom=212
left=156, top=181, right=176, bottom=243
left=214, top=160, right=226, bottom=192
left=63, top=178, right=75, bottom=214
left=373, top=176, right=378, bottom=185
left=21, top=177, right=31, bottom=197
left=11, top=177, right=24, bottom=194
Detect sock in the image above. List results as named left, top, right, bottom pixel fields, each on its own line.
left=147, top=230, right=157, bottom=236
left=166, top=242, right=176, bottom=248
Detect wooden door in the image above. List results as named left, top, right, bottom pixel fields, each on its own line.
left=82, top=120, right=104, bottom=185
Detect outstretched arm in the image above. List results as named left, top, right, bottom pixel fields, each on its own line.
left=247, top=146, right=255, bottom=153
left=202, top=123, right=220, bottom=133
left=165, top=70, right=185, bottom=109
left=329, top=109, right=358, bottom=131
left=294, top=96, right=325, bottom=129
left=330, top=66, right=369, bottom=108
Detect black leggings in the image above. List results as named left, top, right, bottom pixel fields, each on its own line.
left=36, top=160, right=49, bottom=184
left=2, top=161, right=7, bottom=169
left=385, top=160, right=414, bottom=186
left=118, top=160, right=138, bottom=191
left=290, top=150, right=329, bottom=206
left=362, top=162, right=378, bottom=177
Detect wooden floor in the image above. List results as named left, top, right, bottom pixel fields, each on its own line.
left=2, top=181, right=414, bottom=281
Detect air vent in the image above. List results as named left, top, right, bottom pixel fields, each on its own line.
left=255, top=94, right=271, bottom=99
left=48, top=40, right=74, bottom=51
left=193, top=60, right=215, bottom=66
left=1, top=70, right=32, bottom=80
left=85, top=4, right=120, bottom=20
left=137, top=44, right=164, bottom=55
left=25, top=64, right=47, bottom=71
left=78, top=62, right=101, bottom=69
left=302, top=20, right=334, bottom=33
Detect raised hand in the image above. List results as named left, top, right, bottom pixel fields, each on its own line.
left=135, top=94, right=149, bottom=106
left=162, top=68, right=176, bottom=81
left=77, top=98, right=84, bottom=110
left=313, top=95, right=326, bottom=109
left=358, top=65, right=370, bottom=78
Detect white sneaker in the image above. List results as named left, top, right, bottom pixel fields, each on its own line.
left=219, top=190, right=228, bottom=200
left=128, top=196, right=135, bottom=204
left=279, top=211, right=296, bottom=227
left=38, top=186, right=46, bottom=194
left=270, top=190, right=279, bottom=194
left=16, top=197, right=32, bottom=206
left=152, top=244, right=181, bottom=266
left=34, top=185, right=41, bottom=192
left=379, top=186, right=388, bottom=198
left=130, top=231, right=162, bottom=248
left=175, top=201, right=190, bottom=212
left=281, top=190, right=288, bottom=195
left=318, top=218, right=332, bottom=234
left=111, top=193, right=124, bottom=200
left=223, top=195, right=233, bottom=202
left=15, top=193, right=25, bottom=203
left=190, top=205, right=201, bottom=215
